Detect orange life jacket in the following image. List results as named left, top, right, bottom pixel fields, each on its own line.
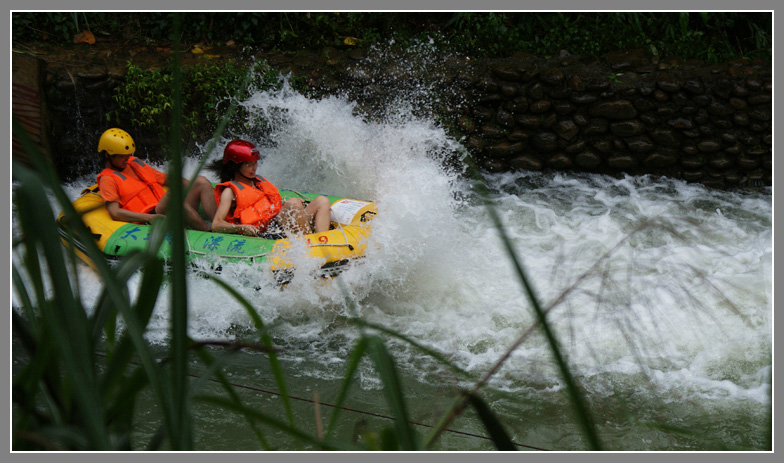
left=96, top=156, right=166, bottom=213
left=214, top=176, right=282, bottom=231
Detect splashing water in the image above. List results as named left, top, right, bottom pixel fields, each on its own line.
left=16, top=67, right=772, bottom=450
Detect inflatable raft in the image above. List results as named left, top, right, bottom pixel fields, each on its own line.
left=57, top=185, right=377, bottom=283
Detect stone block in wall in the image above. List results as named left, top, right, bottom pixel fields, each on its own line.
left=606, top=154, right=638, bottom=170
left=546, top=153, right=573, bottom=169
left=532, top=132, right=559, bottom=152
left=610, top=120, right=645, bottom=137
left=574, top=150, right=602, bottom=168
left=626, top=136, right=655, bottom=153
left=588, top=100, right=637, bottom=119
left=510, top=154, right=543, bottom=171
left=644, top=151, right=679, bottom=168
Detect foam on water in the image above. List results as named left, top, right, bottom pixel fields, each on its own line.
left=15, top=75, right=771, bottom=428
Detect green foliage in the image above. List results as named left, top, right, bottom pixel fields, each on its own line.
left=12, top=12, right=771, bottom=63
left=107, top=59, right=289, bottom=145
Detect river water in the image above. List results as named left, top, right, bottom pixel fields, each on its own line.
left=15, top=72, right=772, bottom=451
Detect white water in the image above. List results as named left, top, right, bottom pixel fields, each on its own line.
left=14, top=70, right=772, bottom=450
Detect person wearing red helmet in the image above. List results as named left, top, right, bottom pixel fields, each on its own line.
left=96, top=128, right=217, bottom=230
left=208, top=139, right=331, bottom=236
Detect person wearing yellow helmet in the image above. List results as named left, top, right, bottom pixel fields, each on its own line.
left=96, top=128, right=217, bottom=231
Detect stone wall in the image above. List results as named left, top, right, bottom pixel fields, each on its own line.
left=15, top=47, right=772, bottom=188
left=448, top=50, right=772, bottom=189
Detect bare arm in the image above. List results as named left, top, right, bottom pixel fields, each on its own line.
left=105, top=201, right=165, bottom=224
left=211, top=188, right=257, bottom=235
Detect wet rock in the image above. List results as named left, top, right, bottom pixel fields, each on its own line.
left=668, top=117, right=694, bottom=129
left=528, top=83, right=545, bottom=100
left=568, top=75, right=585, bottom=91
left=737, top=155, right=761, bottom=170
left=565, top=140, right=586, bottom=153
left=488, top=141, right=525, bottom=157
left=683, top=78, right=703, bottom=94
left=505, top=96, right=529, bottom=112
left=749, top=107, right=771, bottom=121
left=508, top=130, right=531, bottom=141
left=649, top=127, right=680, bottom=148
left=540, top=68, right=565, bottom=85
left=573, top=113, right=589, bottom=126
left=481, top=125, right=506, bottom=139
left=626, top=136, right=655, bottom=153
left=532, top=132, right=559, bottom=152
left=732, top=112, right=750, bottom=126
left=708, top=153, right=733, bottom=169
left=588, top=100, right=637, bottom=119
left=720, top=132, right=738, bottom=144
left=592, top=139, right=613, bottom=153
left=500, top=82, right=520, bottom=97
left=529, top=99, right=552, bottom=113
left=707, top=100, right=733, bottom=116
left=510, top=154, right=543, bottom=170
left=516, top=114, right=542, bottom=129
left=640, top=113, right=659, bottom=125
left=644, top=151, right=679, bottom=167
left=477, top=76, right=499, bottom=92
left=582, top=119, right=608, bottom=135
left=496, top=109, right=515, bottom=128
left=701, top=177, right=726, bottom=189
left=692, top=94, right=711, bottom=106
left=682, top=144, right=699, bottom=155
left=732, top=85, right=749, bottom=97
left=632, top=98, right=657, bottom=112
left=656, top=104, right=678, bottom=117
left=575, top=150, right=602, bottom=168
left=547, top=153, right=573, bottom=169
left=729, top=97, right=748, bottom=110
left=607, top=154, right=638, bottom=170
left=457, top=115, right=476, bottom=133
left=483, top=158, right=507, bottom=172
left=712, top=118, right=733, bottom=129
left=745, top=76, right=762, bottom=90
left=697, top=140, right=722, bottom=153
left=473, top=106, right=494, bottom=121
left=466, top=135, right=485, bottom=152
left=570, top=93, right=599, bottom=104
left=610, top=120, right=645, bottom=137
left=555, top=120, right=579, bottom=140
left=553, top=100, right=575, bottom=115
left=724, top=171, right=742, bottom=184
left=606, top=48, right=650, bottom=70
left=682, top=170, right=704, bottom=182
left=653, top=89, right=669, bottom=102
left=492, top=65, right=522, bottom=82
left=477, top=93, right=503, bottom=104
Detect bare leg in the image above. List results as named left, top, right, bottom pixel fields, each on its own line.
left=154, top=188, right=210, bottom=232
left=277, top=196, right=332, bottom=235
left=305, top=195, right=331, bottom=233
left=186, top=175, right=218, bottom=220
left=277, top=198, right=311, bottom=235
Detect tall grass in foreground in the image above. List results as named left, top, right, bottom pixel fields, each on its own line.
left=11, top=124, right=603, bottom=452
left=10, top=13, right=598, bottom=448
left=14, top=12, right=701, bottom=449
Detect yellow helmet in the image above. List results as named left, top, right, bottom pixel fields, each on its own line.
left=97, top=128, right=136, bottom=155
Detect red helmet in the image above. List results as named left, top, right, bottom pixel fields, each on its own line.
left=223, top=139, right=261, bottom=164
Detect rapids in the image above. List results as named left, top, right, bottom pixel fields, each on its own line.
left=14, top=70, right=772, bottom=451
